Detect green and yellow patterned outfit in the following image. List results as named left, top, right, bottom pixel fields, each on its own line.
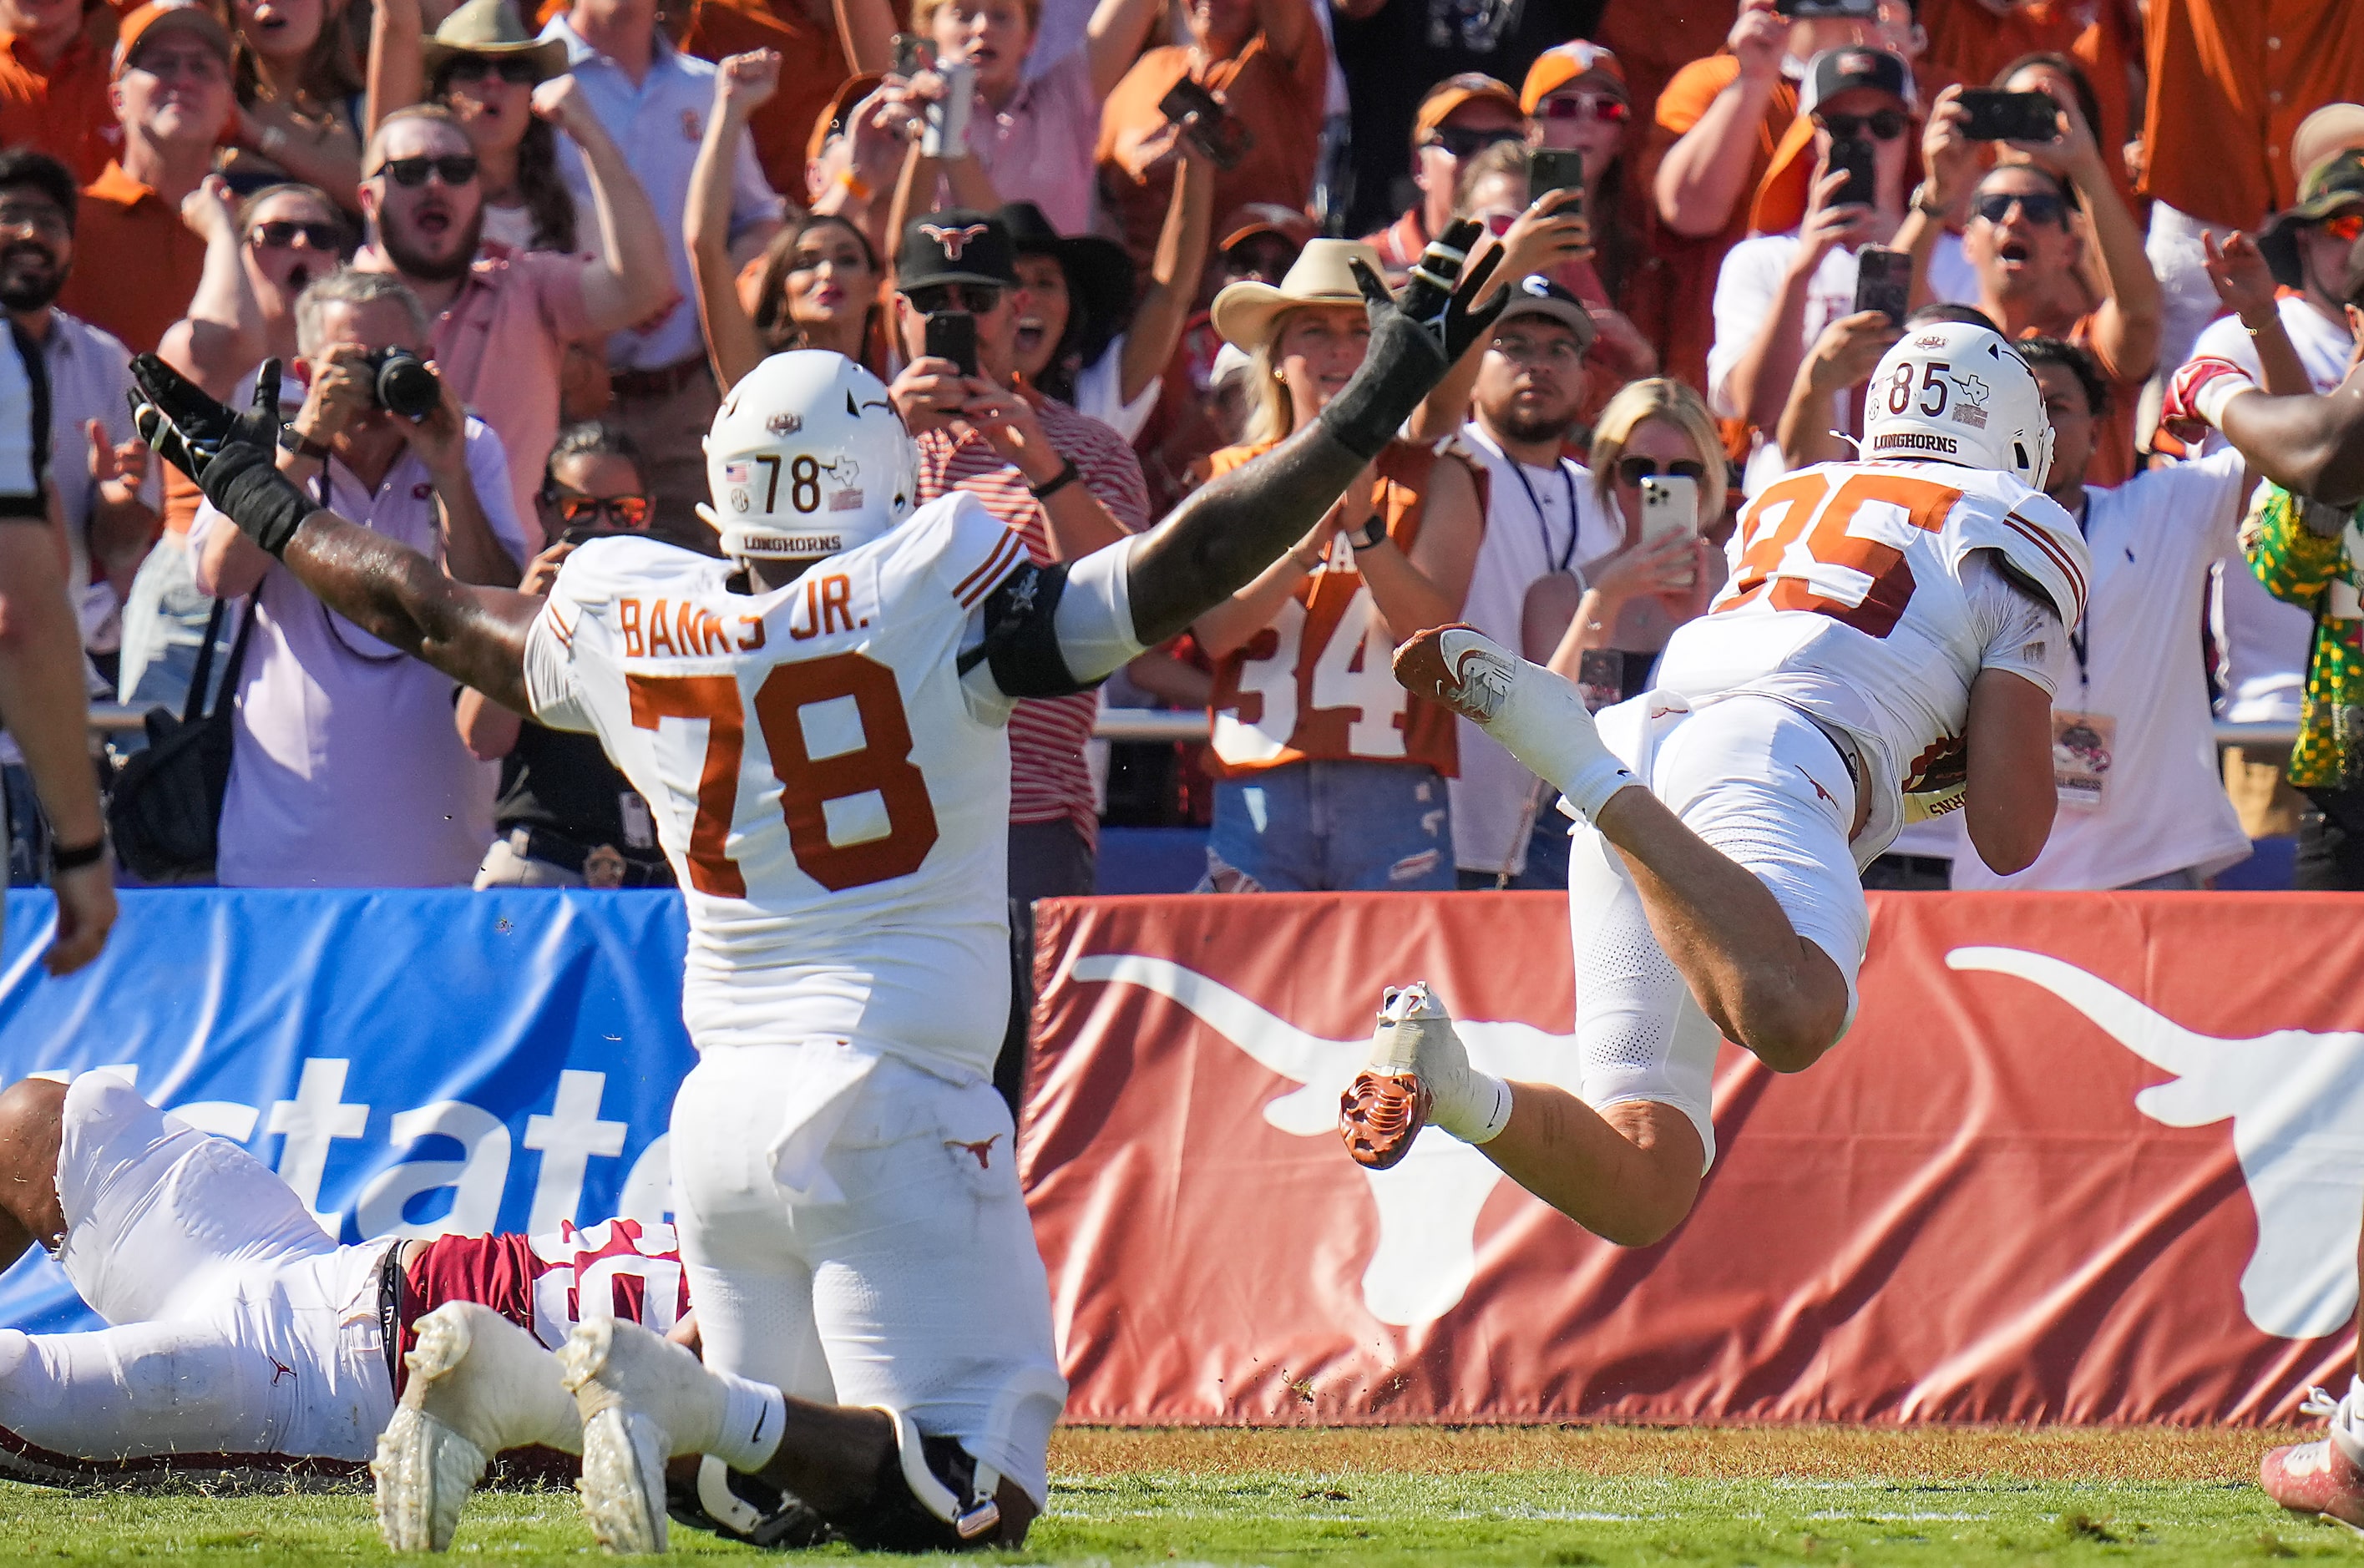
left=2242, top=483, right=2364, bottom=789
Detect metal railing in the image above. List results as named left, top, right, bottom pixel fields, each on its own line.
left=83, top=701, right=2304, bottom=751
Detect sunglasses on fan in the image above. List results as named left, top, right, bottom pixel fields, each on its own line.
left=2318, top=212, right=2364, bottom=243
left=1425, top=125, right=1524, bottom=160
left=1615, top=458, right=1706, bottom=487
left=371, top=154, right=480, bottom=188
left=1538, top=92, right=1630, bottom=124
left=443, top=55, right=540, bottom=86
left=249, top=220, right=345, bottom=250
left=1972, top=189, right=2072, bottom=227
left=1815, top=109, right=1909, bottom=142
left=544, top=490, right=654, bottom=528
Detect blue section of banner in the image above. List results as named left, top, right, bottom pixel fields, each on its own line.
left=0, top=888, right=696, bottom=1336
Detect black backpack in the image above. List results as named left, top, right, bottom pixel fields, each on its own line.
left=106, top=596, right=253, bottom=883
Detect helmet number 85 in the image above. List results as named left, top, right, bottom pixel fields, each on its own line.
left=626, top=654, right=939, bottom=895
left=1886, top=360, right=1950, bottom=418
left=750, top=454, right=827, bottom=513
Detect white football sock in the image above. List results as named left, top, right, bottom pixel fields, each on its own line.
left=709, top=1373, right=787, bottom=1473
left=1373, top=984, right=1511, bottom=1145
left=1442, top=630, right=1638, bottom=822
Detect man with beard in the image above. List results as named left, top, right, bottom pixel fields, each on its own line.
left=1448, top=275, right=1622, bottom=890
left=54, top=2, right=231, bottom=357
left=355, top=96, right=672, bottom=539
left=0, top=149, right=156, bottom=691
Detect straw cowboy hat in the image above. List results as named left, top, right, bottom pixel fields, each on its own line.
left=1209, top=239, right=1384, bottom=352
left=421, top=0, right=569, bottom=86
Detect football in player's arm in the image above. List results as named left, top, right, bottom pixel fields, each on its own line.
left=1350, top=322, right=2088, bottom=1252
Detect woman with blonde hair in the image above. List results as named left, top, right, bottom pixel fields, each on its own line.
left=1187, top=238, right=1487, bottom=893
left=1533, top=377, right=1727, bottom=705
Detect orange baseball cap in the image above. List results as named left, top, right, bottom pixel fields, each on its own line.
left=1217, top=202, right=1316, bottom=254
left=112, top=0, right=232, bottom=79
left=1520, top=41, right=1625, bottom=116
left=807, top=72, right=886, bottom=167
left=1413, top=73, right=1523, bottom=144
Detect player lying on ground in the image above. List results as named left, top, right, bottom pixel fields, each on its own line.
left=1339, top=322, right=2092, bottom=1248
left=126, top=222, right=1508, bottom=1555
left=0, top=1074, right=827, bottom=1545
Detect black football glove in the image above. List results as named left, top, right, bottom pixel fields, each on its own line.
left=1316, top=219, right=1510, bottom=460
left=129, top=354, right=315, bottom=557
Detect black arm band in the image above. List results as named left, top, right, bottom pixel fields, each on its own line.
left=50, top=834, right=106, bottom=872
left=954, top=560, right=1098, bottom=698
left=203, top=442, right=318, bottom=556
left=1315, top=311, right=1447, bottom=460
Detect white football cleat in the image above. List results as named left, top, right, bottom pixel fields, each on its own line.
left=372, top=1301, right=578, bottom=1552
left=1393, top=624, right=1637, bottom=821
left=1339, top=983, right=1511, bottom=1167
left=559, top=1316, right=730, bottom=1555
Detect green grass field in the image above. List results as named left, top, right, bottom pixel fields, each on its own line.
left=0, top=1427, right=2349, bottom=1565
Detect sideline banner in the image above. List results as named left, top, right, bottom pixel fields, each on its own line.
left=0, top=889, right=694, bottom=1335
left=1024, top=892, right=2364, bottom=1425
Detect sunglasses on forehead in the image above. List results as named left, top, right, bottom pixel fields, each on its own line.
left=443, top=54, right=540, bottom=85
left=249, top=219, right=344, bottom=250
left=1425, top=124, right=1524, bottom=160
left=1974, top=189, right=2071, bottom=226
left=371, top=154, right=480, bottom=188
left=1815, top=109, right=1909, bottom=142
left=904, top=282, right=1001, bottom=313
left=1615, top=457, right=1706, bottom=486
left=1539, top=92, right=1630, bottom=124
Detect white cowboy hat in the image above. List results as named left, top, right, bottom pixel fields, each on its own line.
left=1209, top=239, right=1384, bottom=354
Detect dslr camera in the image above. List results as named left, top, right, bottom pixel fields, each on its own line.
left=362, top=346, right=440, bottom=421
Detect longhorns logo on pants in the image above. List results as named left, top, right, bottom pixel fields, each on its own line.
left=1071, top=954, right=1583, bottom=1326
left=1949, top=946, right=2364, bottom=1340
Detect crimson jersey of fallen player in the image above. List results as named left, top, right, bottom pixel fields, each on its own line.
left=395, top=1219, right=689, bottom=1390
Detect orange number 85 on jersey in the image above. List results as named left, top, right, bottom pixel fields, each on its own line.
left=1719, top=469, right=1964, bottom=639
left=626, top=652, right=940, bottom=896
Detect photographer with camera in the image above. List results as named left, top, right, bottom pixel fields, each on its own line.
left=190, top=268, right=529, bottom=888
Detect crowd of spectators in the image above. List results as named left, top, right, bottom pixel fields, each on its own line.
left=7, top=0, right=2364, bottom=903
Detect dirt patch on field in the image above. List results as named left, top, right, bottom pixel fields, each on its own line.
left=1049, top=1425, right=2302, bottom=1484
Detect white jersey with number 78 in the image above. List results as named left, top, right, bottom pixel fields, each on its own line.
left=521, top=491, right=1044, bottom=1080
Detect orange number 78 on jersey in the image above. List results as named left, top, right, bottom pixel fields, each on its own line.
left=1719, top=470, right=1963, bottom=639
left=626, top=651, right=940, bottom=896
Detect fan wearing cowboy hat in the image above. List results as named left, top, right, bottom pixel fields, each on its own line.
left=1003, top=179, right=1207, bottom=443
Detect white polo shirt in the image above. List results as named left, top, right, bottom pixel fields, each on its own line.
left=2190, top=295, right=2356, bottom=726
left=189, top=414, right=529, bottom=888
left=1949, top=448, right=2255, bottom=890
left=1449, top=420, right=1622, bottom=876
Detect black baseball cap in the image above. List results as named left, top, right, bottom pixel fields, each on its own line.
left=1495, top=274, right=1597, bottom=349
left=1801, top=46, right=1915, bottom=114
left=897, top=209, right=1020, bottom=292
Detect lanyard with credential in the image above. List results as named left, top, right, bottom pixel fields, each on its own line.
left=1506, top=455, right=1580, bottom=574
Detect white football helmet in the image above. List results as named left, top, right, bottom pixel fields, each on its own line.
left=698, top=350, right=919, bottom=561
left=1859, top=322, right=2054, bottom=488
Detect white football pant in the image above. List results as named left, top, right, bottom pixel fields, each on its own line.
left=1568, top=693, right=1872, bottom=1168
left=668, top=1041, right=1066, bottom=1505
left=0, top=1074, right=392, bottom=1464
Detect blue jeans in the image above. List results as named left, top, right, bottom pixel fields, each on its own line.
left=1202, top=759, right=1455, bottom=893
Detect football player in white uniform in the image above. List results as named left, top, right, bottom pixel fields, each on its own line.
left=124, top=224, right=1510, bottom=1553
left=1344, top=322, right=2092, bottom=1249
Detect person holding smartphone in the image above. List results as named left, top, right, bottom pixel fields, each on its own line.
left=457, top=422, right=674, bottom=889
left=1706, top=46, right=1925, bottom=486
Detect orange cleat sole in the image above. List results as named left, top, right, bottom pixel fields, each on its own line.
left=1340, top=1070, right=1433, bottom=1170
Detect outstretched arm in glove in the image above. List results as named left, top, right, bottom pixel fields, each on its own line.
left=1122, top=221, right=1507, bottom=645
left=129, top=361, right=542, bottom=711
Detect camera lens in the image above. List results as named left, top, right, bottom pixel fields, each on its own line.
left=372, top=348, right=441, bottom=422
